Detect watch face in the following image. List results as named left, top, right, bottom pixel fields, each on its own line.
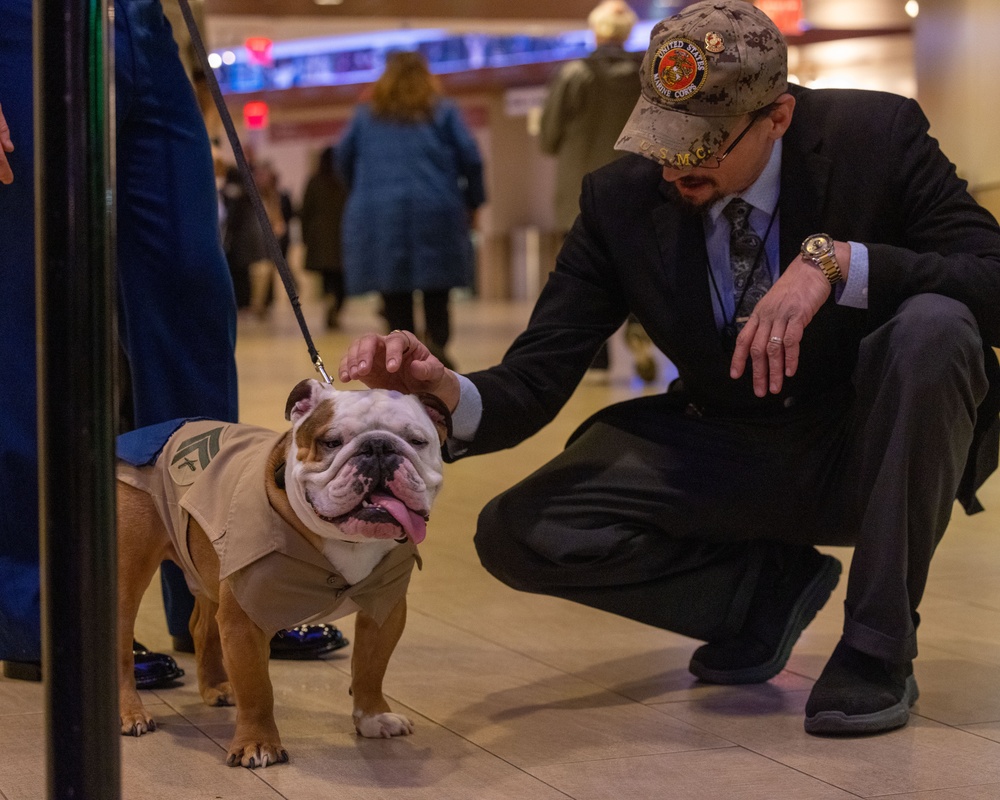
left=803, top=234, right=833, bottom=257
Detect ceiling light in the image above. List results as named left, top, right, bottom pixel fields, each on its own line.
left=905, top=1, right=919, bottom=18
left=314, top=0, right=344, bottom=5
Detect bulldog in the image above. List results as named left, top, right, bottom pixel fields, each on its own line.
left=115, top=379, right=448, bottom=768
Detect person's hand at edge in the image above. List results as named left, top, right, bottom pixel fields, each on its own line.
left=339, top=329, right=462, bottom=413
left=0, top=102, right=14, bottom=185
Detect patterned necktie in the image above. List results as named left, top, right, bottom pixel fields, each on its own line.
left=723, top=198, right=771, bottom=328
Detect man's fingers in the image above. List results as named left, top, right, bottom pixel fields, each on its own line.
left=749, top=333, right=770, bottom=397
left=385, top=329, right=414, bottom=371
left=730, top=317, right=758, bottom=379
left=339, top=333, right=382, bottom=381
left=764, top=325, right=788, bottom=395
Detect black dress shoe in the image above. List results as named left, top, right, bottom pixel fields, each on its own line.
left=133, top=641, right=185, bottom=690
left=270, top=624, right=348, bottom=660
left=805, top=640, right=918, bottom=735
left=3, top=645, right=185, bottom=689
left=172, top=625, right=349, bottom=659
left=2, top=660, right=42, bottom=682
left=689, top=549, right=842, bottom=685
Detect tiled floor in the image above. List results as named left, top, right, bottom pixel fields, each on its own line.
left=3, top=289, right=1000, bottom=799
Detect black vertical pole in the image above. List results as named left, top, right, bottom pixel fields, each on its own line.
left=34, top=0, right=120, bottom=796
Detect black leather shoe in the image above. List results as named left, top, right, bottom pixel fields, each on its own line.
left=689, top=549, right=842, bottom=684
left=270, top=624, right=348, bottom=660
left=2, top=660, right=42, bottom=682
left=805, top=640, right=918, bottom=735
left=3, top=645, right=185, bottom=689
left=133, top=641, right=185, bottom=690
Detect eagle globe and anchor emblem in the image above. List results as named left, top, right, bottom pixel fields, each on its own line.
left=650, top=38, right=709, bottom=102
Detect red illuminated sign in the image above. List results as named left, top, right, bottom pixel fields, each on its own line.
left=244, top=36, right=274, bottom=66
left=756, top=0, right=803, bottom=35
left=243, top=101, right=269, bottom=130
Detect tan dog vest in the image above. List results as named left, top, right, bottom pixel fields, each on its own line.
left=117, top=420, right=420, bottom=636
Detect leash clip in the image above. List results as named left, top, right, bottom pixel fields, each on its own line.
left=313, top=356, right=333, bottom=385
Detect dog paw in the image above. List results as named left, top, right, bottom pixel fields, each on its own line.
left=120, top=711, right=156, bottom=737
left=225, top=742, right=289, bottom=769
left=354, top=712, right=414, bottom=738
left=201, top=682, right=235, bottom=707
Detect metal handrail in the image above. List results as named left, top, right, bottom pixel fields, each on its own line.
left=35, top=0, right=121, bottom=796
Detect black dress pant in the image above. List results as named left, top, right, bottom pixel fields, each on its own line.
left=382, top=289, right=451, bottom=350
left=475, top=294, right=988, bottom=663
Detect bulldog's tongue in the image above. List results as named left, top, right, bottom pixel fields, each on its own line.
left=370, top=493, right=426, bottom=544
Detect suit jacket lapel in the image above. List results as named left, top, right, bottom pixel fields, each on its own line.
left=779, top=106, right=833, bottom=270
left=651, top=184, right=729, bottom=359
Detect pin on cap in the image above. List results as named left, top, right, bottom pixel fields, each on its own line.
left=615, top=0, right=788, bottom=169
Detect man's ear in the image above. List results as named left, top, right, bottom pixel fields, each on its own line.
left=285, top=379, right=327, bottom=422
left=417, top=392, right=453, bottom=444
left=768, top=92, right=796, bottom=140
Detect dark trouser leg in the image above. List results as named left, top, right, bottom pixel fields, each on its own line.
left=839, top=294, right=986, bottom=663
left=159, top=561, right=195, bottom=638
left=382, top=291, right=415, bottom=334
left=474, top=400, right=837, bottom=642
left=0, top=0, right=42, bottom=663
left=422, top=289, right=451, bottom=350
left=323, top=271, right=345, bottom=315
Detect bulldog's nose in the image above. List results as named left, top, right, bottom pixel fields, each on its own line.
left=360, top=437, right=397, bottom=457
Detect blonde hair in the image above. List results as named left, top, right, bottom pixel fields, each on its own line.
left=371, top=51, right=442, bottom=123
left=588, top=0, right=638, bottom=44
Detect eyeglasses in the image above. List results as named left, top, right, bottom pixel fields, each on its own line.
left=698, top=105, right=774, bottom=169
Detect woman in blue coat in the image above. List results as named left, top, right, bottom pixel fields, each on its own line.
left=338, top=51, right=486, bottom=369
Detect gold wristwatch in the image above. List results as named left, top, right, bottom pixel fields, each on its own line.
left=800, top=233, right=843, bottom=285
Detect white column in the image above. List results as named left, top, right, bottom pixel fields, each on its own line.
left=913, top=0, right=1000, bottom=215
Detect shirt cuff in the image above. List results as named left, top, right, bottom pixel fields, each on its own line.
left=837, top=241, right=869, bottom=309
left=444, top=374, right=483, bottom=456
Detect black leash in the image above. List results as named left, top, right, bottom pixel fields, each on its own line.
left=176, top=0, right=333, bottom=384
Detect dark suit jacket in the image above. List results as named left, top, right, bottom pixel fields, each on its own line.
left=463, top=85, right=1000, bottom=510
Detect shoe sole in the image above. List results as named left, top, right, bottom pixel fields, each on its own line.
left=269, top=637, right=349, bottom=661
left=2, top=660, right=42, bottom=682
left=136, top=666, right=186, bottom=691
left=689, top=555, right=842, bottom=685
left=804, top=674, right=919, bottom=735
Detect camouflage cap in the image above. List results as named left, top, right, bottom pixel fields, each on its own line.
left=615, top=0, right=787, bottom=169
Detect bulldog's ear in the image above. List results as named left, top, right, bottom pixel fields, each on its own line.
left=417, top=392, right=453, bottom=444
left=285, top=379, right=326, bottom=422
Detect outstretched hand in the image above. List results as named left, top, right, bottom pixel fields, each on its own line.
left=339, top=330, right=461, bottom=412
left=0, top=102, right=14, bottom=185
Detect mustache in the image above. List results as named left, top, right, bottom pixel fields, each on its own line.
left=671, top=175, right=721, bottom=212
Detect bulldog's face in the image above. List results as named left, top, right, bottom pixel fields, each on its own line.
left=282, top=380, right=448, bottom=545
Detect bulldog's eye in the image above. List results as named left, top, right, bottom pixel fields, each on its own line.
left=320, top=438, right=343, bottom=449
left=408, top=437, right=429, bottom=448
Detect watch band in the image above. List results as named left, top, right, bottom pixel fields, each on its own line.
left=811, top=250, right=843, bottom=285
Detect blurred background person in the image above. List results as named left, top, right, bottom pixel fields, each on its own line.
left=338, top=50, right=485, bottom=370
left=220, top=161, right=265, bottom=311
left=539, top=0, right=639, bottom=238
left=247, top=160, right=293, bottom=319
left=300, top=145, right=348, bottom=330
left=538, top=0, right=657, bottom=384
